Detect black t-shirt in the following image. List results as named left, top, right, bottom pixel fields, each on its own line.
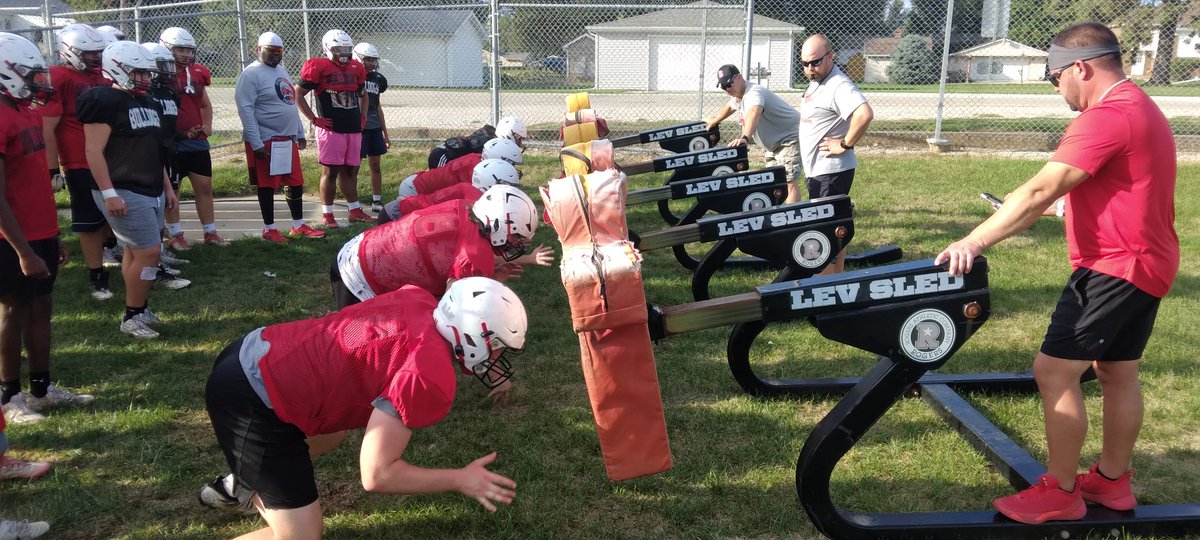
left=148, top=85, right=179, bottom=158
left=364, top=71, right=388, bottom=130
left=76, top=86, right=165, bottom=197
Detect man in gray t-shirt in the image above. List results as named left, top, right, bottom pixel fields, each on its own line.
left=798, top=34, right=874, bottom=274
left=704, top=64, right=804, bottom=202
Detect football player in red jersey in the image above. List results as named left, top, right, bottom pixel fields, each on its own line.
left=198, top=278, right=526, bottom=535
left=296, top=29, right=371, bottom=228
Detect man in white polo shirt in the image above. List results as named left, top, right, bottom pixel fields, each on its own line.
left=798, top=34, right=874, bottom=274
left=704, top=64, right=803, bottom=203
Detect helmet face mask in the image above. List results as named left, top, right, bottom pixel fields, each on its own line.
left=433, top=277, right=528, bottom=389
left=141, top=42, right=176, bottom=88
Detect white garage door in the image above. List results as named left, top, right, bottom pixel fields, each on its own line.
left=649, top=36, right=768, bottom=91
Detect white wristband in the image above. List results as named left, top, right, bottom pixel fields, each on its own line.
left=101, top=188, right=119, bottom=199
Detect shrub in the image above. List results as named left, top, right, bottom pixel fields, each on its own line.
left=1170, top=58, right=1200, bottom=82
left=887, top=35, right=940, bottom=84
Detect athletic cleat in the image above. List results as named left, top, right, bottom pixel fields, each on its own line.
left=102, top=247, right=121, bottom=268
left=167, top=233, right=192, bottom=251
left=0, top=520, right=51, bottom=539
left=203, top=232, right=231, bottom=247
left=0, top=456, right=53, bottom=481
left=23, top=385, right=95, bottom=411
left=154, top=269, right=192, bottom=290
left=158, top=263, right=181, bottom=277
left=159, top=250, right=189, bottom=265
left=289, top=224, right=325, bottom=239
left=994, top=473, right=1086, bottom=524
left=348, top=208, right=374, bottom=223
left=90, top=269, right=113, bottom=300
left=1079, top=463, right=1137, bottom=511
left=198, top=475, right=259, bottom=516
left=261, top=228, right=288, bottom=244
left=135, top=307, right=161, bottom=326
left=1, top=394, right=46, bottom=425
left=322, top=213, right=339, bottom=229
left=120, top=317, right=159, bottom=339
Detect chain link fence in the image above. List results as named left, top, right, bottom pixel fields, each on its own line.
left=5, top=0, right=1198, bottom=150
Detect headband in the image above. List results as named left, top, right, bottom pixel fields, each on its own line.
left=1046, top=43, right=1120, bottom=72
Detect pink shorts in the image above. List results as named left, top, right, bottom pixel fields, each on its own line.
left=315, top=127, right=363, bottom=167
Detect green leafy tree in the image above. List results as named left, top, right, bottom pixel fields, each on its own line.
left=887, top=34, right=940, bottom=83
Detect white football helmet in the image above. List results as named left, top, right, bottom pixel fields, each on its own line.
left=159, top=27, right=196, bottom=66
left=353, top=42, right=378, bottom=61
left=103, top=41, right=155, bottom=94
left=471, top=184, right=537, bottom=261
left=140, top=42, right=176, bottom=80
left=471, top=159, right=521, bottom=191
left=481, top=137, right=523, bottom=165
left=58, top=23, right=107, bottom=72
left=0, top=33, right=53, bottom=105
left=95, top=25, right=126, bottom=44
left=434, top=276, right=527, bottom=388
left=496, top=115, right=528, bottom=143
left=321, top=29, right=353, bottom=64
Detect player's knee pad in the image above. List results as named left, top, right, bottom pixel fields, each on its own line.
left=398, top=176, right=417, bottom=198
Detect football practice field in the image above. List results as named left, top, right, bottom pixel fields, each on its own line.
left=6, top=148, right=1198, bottom=539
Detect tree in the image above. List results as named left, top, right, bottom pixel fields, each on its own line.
left=887, top=34, right=940, bottom=83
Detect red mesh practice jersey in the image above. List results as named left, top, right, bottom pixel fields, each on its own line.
left=299, top=57, right=367, bottom=133
left=0, top=102, right=57, bottom=241
left=257, top=286, right=456, bottom=435
left=412, top=152, right=481, bottom=194
left=358, top=199, right=495, bottom=297
left=173, top=63, right=212, bottom=137
left=38, top=66, right=110, bottom=170
left=399, top=183, right=482, bottom=216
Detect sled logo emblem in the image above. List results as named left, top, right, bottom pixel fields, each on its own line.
left=900, top=309, right=955, bottom=363
left=792, top=231, right=830, bottom=269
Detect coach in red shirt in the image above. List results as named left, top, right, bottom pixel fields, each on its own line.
left=937, top=22, right=1179, bottom=525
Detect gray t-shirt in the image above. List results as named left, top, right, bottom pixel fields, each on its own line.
left=235, top=61, right=305, bottom=149
left=729, top=82, right=800, bottom=152
left=799, top=66, right=867, bottom=177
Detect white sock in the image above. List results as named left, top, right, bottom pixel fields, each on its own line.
left=372, top=195, right=381, bottom=203
left=323, top=205, right=334, bottom=214
left=348, top=201, right=361, bottom=210
left=264, top=223, right=277, bottom=231
left=222, top=474, right=236, bottom=494
left=202, top=223, right=217, bottom=234
left=292, top=219, right=305, bottom=230
left=167, top=222, right=183, bottom=236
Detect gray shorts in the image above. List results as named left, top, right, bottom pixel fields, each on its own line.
left=765, top=140, right=803, bottom=183
left=92, top=189, right=164, bottom=250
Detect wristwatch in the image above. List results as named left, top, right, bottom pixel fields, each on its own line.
left=839, top=140, right=854, bottom=150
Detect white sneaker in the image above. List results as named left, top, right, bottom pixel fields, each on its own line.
left=154, top=269, right=191, bottom=290
left=120, top=317, right=159, bottom=340
left=158, top=263, right=182, bottom=277
left=23, top=385, right=95, bottom=411
left=198, top=474, right=259, bottom=516
left=0, top=520, right=51, bottom=540
left=0, top=456, right=52, bottom=480
left=101, top=247, right=121, bottom=268
left=159, top=250, right=189, bottom=265
left=371, top=202, right=383, bottom=214
left=1, top=394, right=46, bottom=425
left=135, top=307, right=161, bottom=326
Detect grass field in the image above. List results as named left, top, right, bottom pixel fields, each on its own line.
left=9, top=148, right=1200, bottom=539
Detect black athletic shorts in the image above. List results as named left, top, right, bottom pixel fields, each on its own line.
left=206, top=336, right=318, bottom=510
left=0, top=236, right=60, bottom=298
left=172, top=150, right=213, bottom=182
left=1040, top=268, right=1162, bottom=361
left=360, top=128, right=388, bottom=158
left=329, top=259, right=361, bottom=311
left=65, top=169, right=107, bottom=232
left=806, top=168, right=855, bottom=199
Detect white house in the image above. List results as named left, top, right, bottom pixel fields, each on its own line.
left=357, top=10, right=485, bottom=88
left=585, top=2, right=802, bottom=91
left=950, top=38, right=1047, bottom=83
left=1128, top=26, right=1200, bottom=79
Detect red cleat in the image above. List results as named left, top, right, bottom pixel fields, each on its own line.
left=348, top=208, right=374, bottom=223
left=1078, top=463, right=1137, bottom=511
left=261, top=228, right=288, bottom=244
left=994, top=474, right=1086, bottom=524
left=322, top=213, right=340, bottom=229
left=289, top=224, right=326, bottom=238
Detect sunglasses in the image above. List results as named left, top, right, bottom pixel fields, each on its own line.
left=800, top=52, right=829, bottom=68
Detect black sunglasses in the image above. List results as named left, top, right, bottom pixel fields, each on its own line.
left=800, top=52, right=829, bottom=68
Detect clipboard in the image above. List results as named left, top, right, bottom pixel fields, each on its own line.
left=269, top=139, right=293, bottom=176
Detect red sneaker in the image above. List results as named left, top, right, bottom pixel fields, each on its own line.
left=348, top=208, right=374, bottom=223
left=322, top=213, right=340, bottom=229
left=167, top=233, right=192, bottom=251
left=1079, top=463, right=1137, bottom=511
left=289, top=224, right=326, bottom=239
left=261, top=228, right=288, bottom=244
left=204, top=231, right=231, bottom=247
left=994, top=474, right=1086, bottom=524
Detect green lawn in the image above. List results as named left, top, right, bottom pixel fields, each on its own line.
left=10, top=149, right=1200, bottom=539
left=854, top=81, right=1200, bottom=97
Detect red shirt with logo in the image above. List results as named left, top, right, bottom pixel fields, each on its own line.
left=38, top=65, right=110, bottom=170
left=358, top=199, right=495, bottom=297
left=399, top=183, right=482, bottom=216
left=0, top=102, right=58, bottom=242
left=257, top=286, right=456, bottom=435
left=172, top=63, right=212, bottom=140
left=1050, top=81, right=1179, bottom=298
left=299, top=57, right=367, bottom=133
left=412, top=152, right=482, bottom=194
